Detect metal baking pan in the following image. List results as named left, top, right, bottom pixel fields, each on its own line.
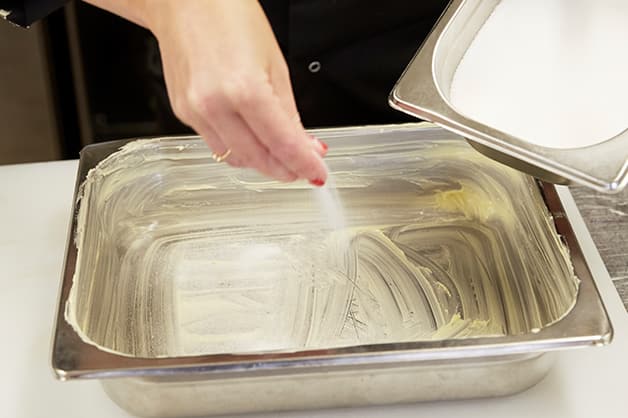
left=52, top=123, right=612, bottom=417
left=389, top=0, right=628, bottom=193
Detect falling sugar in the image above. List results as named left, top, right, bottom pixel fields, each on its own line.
left=312, top=172, right=347, bottom=231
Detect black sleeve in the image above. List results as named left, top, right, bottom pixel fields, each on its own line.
left=0, top=0, right=69, bottom=27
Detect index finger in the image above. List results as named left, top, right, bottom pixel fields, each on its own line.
left=235, top=83, right=328, bottom=185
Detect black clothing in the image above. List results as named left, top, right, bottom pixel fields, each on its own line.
left=0, top=0, right=67, bottom=26
left=1, top=0, right=448, bottom=127
left=260, top=1, right=448, bottom=127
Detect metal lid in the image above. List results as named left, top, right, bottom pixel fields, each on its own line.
left=389, top=0, right=627, bottom=194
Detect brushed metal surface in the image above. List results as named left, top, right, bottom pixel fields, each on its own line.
left=102, top=353, right=556, bottom=418
left=570, top=186, right=628, bottom=310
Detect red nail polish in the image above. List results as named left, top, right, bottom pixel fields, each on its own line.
left=309, top=178, right=325, bottom=187
left=319, top=140, right=328, bottom=152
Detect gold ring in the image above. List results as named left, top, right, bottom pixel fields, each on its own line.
left=211, top=148, right=232, bottom=163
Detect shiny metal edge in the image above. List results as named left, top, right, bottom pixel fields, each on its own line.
left=51, top=123, right=613, bottom=381
left=101, top=352, right=556, bottom=417
left=389, top=0, right=628, bottom=194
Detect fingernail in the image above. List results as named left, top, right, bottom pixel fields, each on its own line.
left=309, top=178, right=325, bottom=187
left=318, top=140, right=328, bottom=152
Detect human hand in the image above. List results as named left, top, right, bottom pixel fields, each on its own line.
left=143, top=0, right=328, bottom=184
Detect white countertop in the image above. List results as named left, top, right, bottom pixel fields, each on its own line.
left=1, top=160, right=626, bottom=418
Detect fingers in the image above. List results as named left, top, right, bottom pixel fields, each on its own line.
left=196, top=124, right=234, bottom=164
left=207, top=107, right=298, bottom=182
left=184, top=106, right=294, bottom=181
left=149, top=0, right=327, bottom=184
left=188, top=111, right=245, bottom=168
left=233, top=81, right=328, bottom=184
left=173, top=103, right=239, bottom=168
left=271, top=64, right=328, bottom=158
left=172, top=72, right=327, bottom=184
